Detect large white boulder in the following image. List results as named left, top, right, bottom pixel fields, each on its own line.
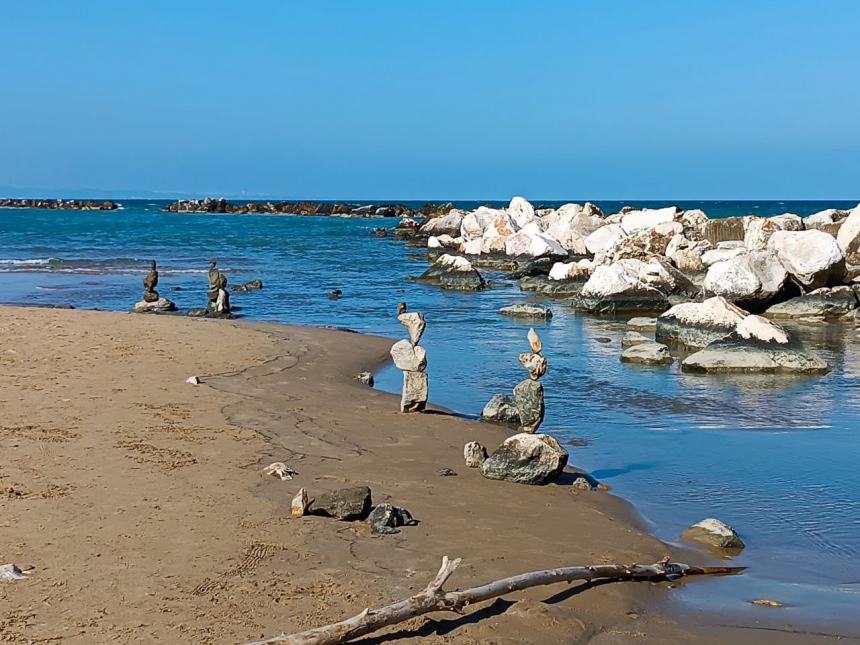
left=619, top=206, right=678, bottom=235
left=678, top=209, right=709, bottom=240
left=548, top=259, right=594, bottom=281
left=744, top=214, right=802, bottom=251
left=584, top=224, right=626, bottom=256
left=666, top=235, right=712, bottom=272
left=461, top=206, right=505, bottom=241
left=836, top=204, right=860, bottom=265
left=420, top=209, right=464, bottom=236
left=504, top=228, right=567, bottom=258
left=703, top=250, right=788, bottom=305
left=656, top=296, right=749, bottom=347
left=508, top=196, right=536, bottom=229
left=701, top=245, right=747, bottom=267
left=544, top=204, right=604, bottom=255
left=574, top=259, right=670, bottom=313
left=477, top=210, right=519, bottom=254
left=768, top=229, right=845, bottom=289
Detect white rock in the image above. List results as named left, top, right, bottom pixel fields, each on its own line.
left=548, top=259, right=593, bottom=281
left=660, top=296, right=748, bottom=330
left=462, top=238, right=483, bottom=255
left=683, top=518, right=745, bottom=549
left=543, top=204, right=604, bottom=254
left=744, top=215, right=802, bottom=251
left=0, top=564, right=28, bottom=581
left=504, top=229, right=568, bottom=258
left=419, top=210, right=464, bottom=236
left=291, top=488, right=309, bottom=518
left=263, top=462, right=298, bottom=481
left=508, top=196, right=536, bottom=228
left=185, top=376, right=200, bottom=385
left=584, top=224, right=626, bottom=256
left=701, top=246, right=747, bottom=267
left=836, top=204, right=860, bottom=265
left=768, top=229, right=845, bottom=289
left=398, top=312, right=426, bottom=345
left=619, top=206, right=678, bottom=235
left=703, top=250, right=788, bottom=304
left=390, top=339, right=427, bottom=371
left=427, top=236, right=442, bottom=249
left=735, top=315, right=789, bottom=344
left=460, top=207, right=503, bottom=241
left=464, top=441, right=488, bottom=468
left=437, top=253, right=474, bottom=271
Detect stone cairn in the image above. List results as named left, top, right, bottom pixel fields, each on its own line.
left=514, top=328, right=546, bottom=433
left=133, top=259, right=175, bottom=312
left=207, top=260, right=231, bottom=315
left=391, top=305, right=428, bottom=412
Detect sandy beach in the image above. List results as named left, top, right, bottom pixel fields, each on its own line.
left=0, top=306, right=847, bottom=644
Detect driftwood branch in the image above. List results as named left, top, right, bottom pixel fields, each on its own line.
left=245, top=556, right=744, bottom=645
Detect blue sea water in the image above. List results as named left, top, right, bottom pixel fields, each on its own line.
left=1, top=199, right=859, bottom=629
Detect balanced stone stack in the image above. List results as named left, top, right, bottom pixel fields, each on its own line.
left=513, top=328, right=547, bottom=432
left=392, top=311, right=428, bottom=412
left=132, top=259, right=176, bottom=312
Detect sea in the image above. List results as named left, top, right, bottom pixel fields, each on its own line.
left=2, top=199, right=859, bottom=630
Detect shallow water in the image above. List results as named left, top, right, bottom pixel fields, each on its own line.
left=1, top=200, right=859, bottom=628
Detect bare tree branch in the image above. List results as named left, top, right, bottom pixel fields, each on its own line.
left=245, top=556, right=744, bottom=645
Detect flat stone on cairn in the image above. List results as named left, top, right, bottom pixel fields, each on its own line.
left=392, top=307, right=428, bottom=412
left=133, top=259, right=176, bottom=312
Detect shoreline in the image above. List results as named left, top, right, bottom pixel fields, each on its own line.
left=1, top=305, right=852, bottom=643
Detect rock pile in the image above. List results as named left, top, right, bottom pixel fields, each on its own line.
left=392, top=309, right=429, bottom=412
left=1, top=198, right=118, bottom=211
left=132, top=260, right=176, bottom=313
left=164, top=197, right=420, bottom=218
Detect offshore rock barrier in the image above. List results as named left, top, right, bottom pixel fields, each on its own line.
left=1, top=198, right=119, bottom=211
left=163, top=196, right=453, bottom=218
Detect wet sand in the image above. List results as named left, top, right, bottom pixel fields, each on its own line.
left=0, top=306, right=848, bottom=643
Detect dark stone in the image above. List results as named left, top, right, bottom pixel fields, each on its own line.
left=513, top=379, right=544, bottom=433
left=231, top=279, right=263, bottom=293
left=572, top=288, right=671, bottom=315
left=309, top=486, right=372, bottom=521
left=479, top=433, right=568, bottom=485
left=481, top=393, right=521, bottom=426
left=367, top=503, right=417, bottom=534
left=765, top=286, right=859, bottom=319
left=438, top=468, right=458, bottom=476
left=329, top=289, right=343, bottom=299
left=416, top=263, right=487, bottom=291
left=518, top=275, right=584, bottom=296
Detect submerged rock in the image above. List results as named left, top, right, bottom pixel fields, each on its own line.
left=232, top=279, right=263, bottom=293
left=499, top=303, right=553, bottom=320
left=481, top=393, right=521, bottom=425
left=682, top=518, right=745, bottom=551
left=626, top=317, right=658, bottom=331
left=368, top=503, right=417, bottom=534
left=480, top=433, right=569, bottom=485
left=620, top=341, right=674, bottom=366
left=621, top=331, right=652, bottom=348
left=132, top=297, right=176, bottom=313
left=681, top=333, right=829, bottom=375
left=309, top=486, right=372, bottom=521
left=417, top=254, right=487, bottom=291
left=765, top=286, right=859, bottom=319
left=656, top=296, right=748, bottom=348
left=519, top=275, right=584, bottom=296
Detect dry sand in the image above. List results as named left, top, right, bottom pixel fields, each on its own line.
left=0, top=306, right=844, bottom=643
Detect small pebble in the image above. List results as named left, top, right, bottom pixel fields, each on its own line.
left=751, top=598, right=784, bottom=608
left=438, top=468, right=458, bottom=477
left=185, top=376, right=200, bottom=385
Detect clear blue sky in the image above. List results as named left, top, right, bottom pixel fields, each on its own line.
left=1, top=1, right=858, bottom=200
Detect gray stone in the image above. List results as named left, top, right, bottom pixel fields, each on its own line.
left=309, top=486, right=372, bottom=520
left=367, top=503, right=417, bottom=535
left=682, top=518, right=745, bottom=551
left=132, top=297, right=176, bottom=313
left=620, top=341, right=674, bottom=366
left=480, top=433, right=569, bottom=485
left=390, top=339, right=427, bottom=372
left=464, top=441, right=488, bottom=468
left=232, top=279, right=263, bottom=293
left=656, top=297, right=748, bottom=349
left=621, top=331, right=651, bottom=348
left=354, top=371, right=374, bottom=387
left=417, top=254, right=487, bottom=291
left=518, top=275, right=584, bottom=296
left=400, top=371, right=428, bottom=412
left=499, top=303, right=553, bottom=319
left=481, top=393, right=521, bottom=425
left=681, top=335, right=829, bottom=375
left=626, top=317, right=658, bottom=331
left=765, top=286, right=859, bottom=319
left=513, top=378, right=545, bottom=433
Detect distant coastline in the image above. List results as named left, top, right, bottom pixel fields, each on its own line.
left=0, top=197, right=119, bottom=211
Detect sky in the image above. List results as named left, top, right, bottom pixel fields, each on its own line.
left=1, top=1, right=858, bottom=200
